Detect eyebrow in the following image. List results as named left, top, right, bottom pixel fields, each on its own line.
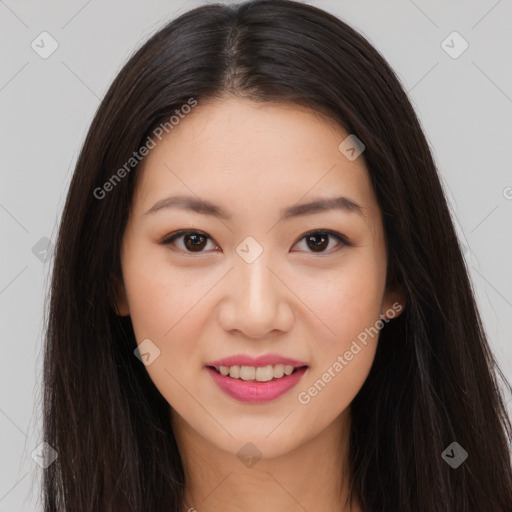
left=144, top=194, right=365, bottom=220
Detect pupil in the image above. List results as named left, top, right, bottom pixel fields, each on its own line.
left=307, top=233, right=328, bottom=252
left=185, top=233, right=206, bottom=251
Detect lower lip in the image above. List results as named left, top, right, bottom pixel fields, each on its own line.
left=206, top=366, right=308, bottom=404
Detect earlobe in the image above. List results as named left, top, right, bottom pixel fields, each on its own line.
left=111, top=274, right=130, bottom=317
left=382, top=286, right=406, bottom=320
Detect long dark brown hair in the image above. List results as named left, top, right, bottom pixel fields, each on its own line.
left=42, top=0, right=512, bottom=510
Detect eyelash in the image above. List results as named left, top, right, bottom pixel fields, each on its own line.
left=160, top=229, right=350, bottom=255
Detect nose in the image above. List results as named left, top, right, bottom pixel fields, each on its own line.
left=218, top=251, right=294, bottom=339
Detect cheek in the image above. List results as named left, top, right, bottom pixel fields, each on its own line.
left=122, top=244, right=206, bottom=339
left=123, top=264, right=175, bottom=341
left=121, top=253, right=210, bottom=407
left=304, top=250, right=386, bottom=344
left=297, top=251, right=385, bottom=406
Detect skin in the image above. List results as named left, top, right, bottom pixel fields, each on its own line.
left=114, top=96, right=405, bottom=512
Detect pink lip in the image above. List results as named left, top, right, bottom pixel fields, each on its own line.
left=206, top=366, right=308, bottom=404
left=205, top=354, right=308, bottom=368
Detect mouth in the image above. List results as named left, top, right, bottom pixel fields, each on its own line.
left=205, top=364, right=309, bottom=404
left=206, top=364, right=309, bottom=382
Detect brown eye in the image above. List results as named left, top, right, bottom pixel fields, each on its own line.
left=293, top=230, right=348, bottom=254
left=305, top=232, right=329, bottom=252
left=183, top=233, right=207, bottom=251
left=162, top=230, right=217, bottom=253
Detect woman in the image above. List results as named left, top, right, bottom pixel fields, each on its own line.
left=42, top=0, right=512, bottom=510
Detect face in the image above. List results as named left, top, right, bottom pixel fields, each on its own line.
left=114, top=96, right=403, bottom=459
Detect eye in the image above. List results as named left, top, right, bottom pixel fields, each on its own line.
left=161, top=229, right=349, bottom=254
left=161, top=230, right=219, bottom=253
left=291, top=230, right=349, bottom=254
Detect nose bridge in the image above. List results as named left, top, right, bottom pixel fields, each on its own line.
left=220, top=239, right=291, bottom=337
left=236, top=245, right=276, bottom=315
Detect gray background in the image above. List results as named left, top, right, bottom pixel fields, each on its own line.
left=1, top=0, right=511, bottom=510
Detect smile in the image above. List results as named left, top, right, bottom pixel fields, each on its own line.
left=210, top=363, right=304, bottom=382
left=206, top=365, right=308, bottom=404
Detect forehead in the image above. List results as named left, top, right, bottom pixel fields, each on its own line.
left=144, top=97, right=351, bottom=164
left=131, top=97, right=377, bottom=221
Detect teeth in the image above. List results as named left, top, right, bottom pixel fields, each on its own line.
left=273, top=364, right=285, bottom=379
left=284, top=365, right=294, bottom=376
left=217, top=364, right=300, bottom=382
left=239, top=366, right=255, bottom=381
left=256, top=366, right=273, bottom=382
left=229, top=365, right=240, bottom=379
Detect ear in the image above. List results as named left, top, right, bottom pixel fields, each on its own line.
left=111, top=273, right=130, bottom=317
left=381, top=283, right=406, bottom=320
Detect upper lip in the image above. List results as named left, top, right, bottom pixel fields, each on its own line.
left=205, top=354, right=309, bottom=369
